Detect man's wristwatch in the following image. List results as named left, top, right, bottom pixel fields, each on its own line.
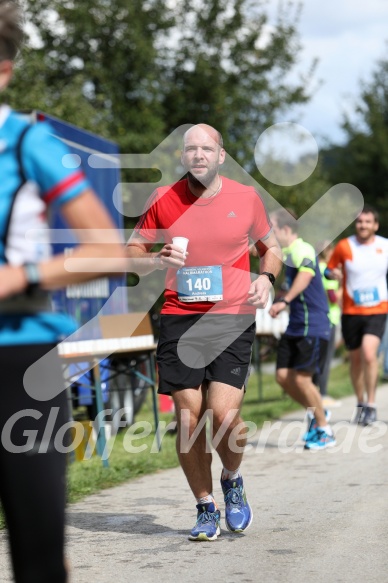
left=260, top=272, right=276, bottom=286
left=23, top=262, right=41, bottom=295
left=273, top=297, right=290, bottom=306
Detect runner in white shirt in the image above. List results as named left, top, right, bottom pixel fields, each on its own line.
left=327, top=205, right=388, bottom=425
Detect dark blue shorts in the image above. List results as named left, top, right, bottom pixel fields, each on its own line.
left=276, top=334, right=328, bottom=376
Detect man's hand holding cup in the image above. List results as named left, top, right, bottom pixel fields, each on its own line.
left=155, top=237, right=189, bottom=269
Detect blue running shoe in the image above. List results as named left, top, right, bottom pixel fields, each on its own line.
left=304, top=428, right=336, bottom=450
left=188, top=502, right=221, bottom=541
left=303, top=409, right=332, bottom=442
left=221, top=476, right=252, bottom=533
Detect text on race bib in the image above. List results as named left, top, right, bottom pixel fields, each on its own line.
left=177, top=265, right=223, bottom=302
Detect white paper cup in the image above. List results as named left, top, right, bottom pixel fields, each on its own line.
left=172, top=237, right=189, bottom=253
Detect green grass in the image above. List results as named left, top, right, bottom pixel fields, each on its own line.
left=67, top=412, right=179, bottom=503
left=243, top=360, right=354, bottom=428
left=0, top=362, right=354, bottom=529
left=66, top=361, right=354, bottom=502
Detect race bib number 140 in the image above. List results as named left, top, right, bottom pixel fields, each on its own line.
left=177, top=265, right=223, bottom=302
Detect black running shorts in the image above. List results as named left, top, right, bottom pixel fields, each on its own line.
left=341, top=314, right=387, bottom=350
left=157, top=314, right=256, bottom=395
left=276, top=334, right=328, bottom=376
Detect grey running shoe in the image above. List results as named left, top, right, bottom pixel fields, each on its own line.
left=352, top=403, right=366, bottom=424
left=362, top=406, right=377, bottom=426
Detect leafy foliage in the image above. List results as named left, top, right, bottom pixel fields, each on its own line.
left=9, top=0, right=314, bottom=162
left=7, top=0, right=174, bottom=150
left=5, top=0, right=324, bottom=312
left=322, top=47, right=388, bottom=236
left=161, top=0, right=316, bottom=167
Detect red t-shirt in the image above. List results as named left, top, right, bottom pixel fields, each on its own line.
left=134, top=176, right=271, bottom=315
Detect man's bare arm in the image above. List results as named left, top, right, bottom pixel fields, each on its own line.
left=126, top=234, right=187, bottom=275
left=256, top=231, right=283, bottom=279
left=248, top=231, right=283, bottom=308
left=269, top=271, right=313, bottom=318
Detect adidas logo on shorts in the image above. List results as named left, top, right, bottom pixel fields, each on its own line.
left=230, top=367, right=241, bottom=376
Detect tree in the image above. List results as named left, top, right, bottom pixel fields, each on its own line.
left=322, top=47, right=388, bottom=235
left=9, top=0, right=315, bottom=163
left=162, top=0, right=316, bottom=169
left=7, top=0, right=175, bottom=151
left=7, top=0, right=321, bottom=313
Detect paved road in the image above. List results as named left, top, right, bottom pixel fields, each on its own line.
left=1, top=386, right=388, bottom=582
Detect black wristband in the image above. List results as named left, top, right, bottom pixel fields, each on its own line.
left=23, top=263, right=41, bottom=295
left=261, top=272, right=276, bottom=286
left=273, top=297, right=290, bottom=306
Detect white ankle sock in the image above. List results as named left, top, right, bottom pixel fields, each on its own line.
left=196, top=494, right=214, bottom=505
left=221, top=466, right=241, bottom=481
left=318, top=425, right=333, bottom=436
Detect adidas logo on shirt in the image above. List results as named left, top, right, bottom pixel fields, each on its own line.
left=231, top=367, right=241, bottom=376
left=227, top=211, right=237, bottom=218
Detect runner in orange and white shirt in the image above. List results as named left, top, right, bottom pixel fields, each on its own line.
left=327, top=205, right=388, bottom=425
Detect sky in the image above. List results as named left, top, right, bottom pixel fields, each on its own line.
left=267, top=0, right=388, bottom=147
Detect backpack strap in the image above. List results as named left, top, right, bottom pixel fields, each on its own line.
left=1, top=124, right=32, bottom=263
